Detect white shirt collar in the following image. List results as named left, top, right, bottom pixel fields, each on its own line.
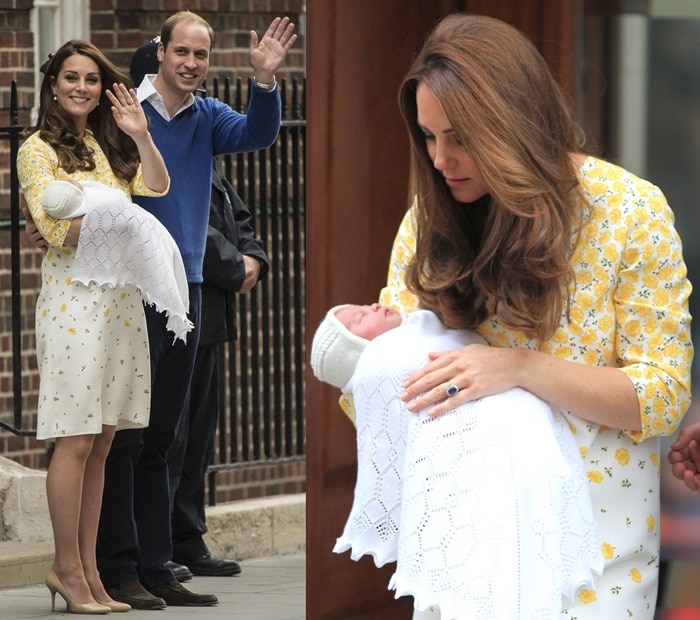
left=135, top=74, right=196, bottom=121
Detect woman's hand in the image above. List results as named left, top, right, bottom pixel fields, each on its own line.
left=105, top=83, right=148, bottom=138
left=105, top=82, right=168, bottom=193
left=401, top=344, right=522, bottom=417
left=22, top=204, right=48, bottom=253
left=249, top=16, right=297, bottom=84
left=401, top=343, right=641, bottom=430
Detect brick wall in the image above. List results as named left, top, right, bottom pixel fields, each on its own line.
left=0, top=1, right=306, bottom=499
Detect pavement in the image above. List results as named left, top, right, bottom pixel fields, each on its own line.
left=0, top=553, right=305, bottom=619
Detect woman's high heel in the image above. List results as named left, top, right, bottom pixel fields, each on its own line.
left=45, top=569, right=111, bottom=615
left=94, top=598, right=131, bottom=612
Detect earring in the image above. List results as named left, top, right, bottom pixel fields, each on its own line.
left=52, top=94, right=57, bottom=101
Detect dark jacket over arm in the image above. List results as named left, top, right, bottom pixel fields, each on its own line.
left=200, top=162, right=270, bottom=345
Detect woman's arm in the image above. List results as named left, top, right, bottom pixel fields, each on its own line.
left=17, top=136, right=74, bottom=248
left=401, top=343, right=641, bottom=430
left=105, top=83, right=168, bottom=193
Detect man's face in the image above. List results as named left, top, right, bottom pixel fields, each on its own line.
left=156, top=21, right=211, bottom=98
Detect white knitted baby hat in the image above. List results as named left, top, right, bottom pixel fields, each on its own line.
left=42, top=180, right=84, bottom=218
left=310, top=305, right=370, bottom=389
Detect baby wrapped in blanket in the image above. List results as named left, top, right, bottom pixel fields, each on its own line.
left=310, top=305, right=603, bottom=620
left=42, top=179, right=193, bottom=342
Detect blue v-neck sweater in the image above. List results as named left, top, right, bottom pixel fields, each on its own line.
left=134, top=88, right=280, bottom=283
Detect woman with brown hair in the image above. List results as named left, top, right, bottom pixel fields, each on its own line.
left=380, top=13, right=693, bottom=619
left=17, top=39, right=169, bottom=614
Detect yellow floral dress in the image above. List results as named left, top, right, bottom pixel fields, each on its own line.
left=378, top=156, right=693, bottom=619
left=17, top=131, right=167, bottom=440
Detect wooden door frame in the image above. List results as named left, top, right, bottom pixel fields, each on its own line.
left=305, top=2, right=577, bottom=617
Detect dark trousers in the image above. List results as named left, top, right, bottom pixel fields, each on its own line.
left=97, top=285, right=201, bottom=589
left=169, top=342, right=220, bottom=563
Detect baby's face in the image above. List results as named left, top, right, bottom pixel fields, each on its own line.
left=336, top=304, right=402, bottom=340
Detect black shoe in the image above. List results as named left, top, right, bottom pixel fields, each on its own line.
left=164, top=560, right=193, bottom=582
left=106, top=580, right=167, bottom=610
left=185, top=552, right=242, bottom=577
left=147, top=580, right=218, bottom=607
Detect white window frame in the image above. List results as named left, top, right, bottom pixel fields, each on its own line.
left=30, top=0, right=90, bottom=121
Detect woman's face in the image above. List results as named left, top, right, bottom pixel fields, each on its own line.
left=50, top=53, right=102, bottom=131
left=416, top=82, right=488, bottom=204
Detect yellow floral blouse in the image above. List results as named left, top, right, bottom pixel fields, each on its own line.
left=377, top=156, right=693, bottom=618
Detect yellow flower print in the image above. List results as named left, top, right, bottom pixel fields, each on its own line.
left=48, top=275, right=53, bottom=282
left=608, top=207, right=622, bottom=224
left=577, top=589, right=597, bottom=604
left=623, top=320, right=641, bottom=339
left=647, top=514, right=656, bottom=532
left=592, top=281, right=608, bottom=298
left=633, top=207, right=651, bottom=224
left=603, top=244, right=619, bottom=262
left=552, top=330, right=568, bottom=344
left=585, top=246, right=599, bottom=265
left=617, top=282, right=636, bottom=299
left=65, top=277, right=73, bottom=285
left=658, top=264, right=674, bottom=282
left=648, top=332, right=663, bottom=348
left=643, top=318, right=660, bottom=334
left=60, top=304, right=68, bottom=312
left=120, top=292, right=127, bottom=300
left=615, top=448, right=630, bottom=466
left=653, top=288, right=671, bottom=307
left=664, top=342, right=682, bottom=359
left=602, top=542, right=614, bottom=560
left=589, top=180, right=608, bottom=196
left=124, top=320, right=131, bottom=327
left=588, top=470, right=603, bottom=483
left=42, top=309, right=48, bottom=318
left=68, top=328, right=77, bottom=335
left=583, top=350, right=598, bottom=365
left=598, top=230, right=612, bottom=245
left=104, top=309, right=111, bottom=317
left=399, top=290, right=419, bottom=311
left=657, top=239, right=671, bottom=256
left=554, top=347, right=573, bottom=359
left=577, top=293, right=593, bottom=309
left=577, top=269, right=593, bottom=286
left=630, top=568, right=642, bottom=583
left=650, top=453, right=659, bottom=467
left=652, top=397, right=667, bottom=415
left=580, top=332, right=596, bottom=345
left=628, top=344, right=643, bottom=359
left=598, top=316, right=613, bottom=332
left=570, top=306, right=584, bottom=323
left=613, top=225, right=627, bottom=242
left=642, top=274, right=659, bottom=290
left=652, top=416, right=667, bottom=432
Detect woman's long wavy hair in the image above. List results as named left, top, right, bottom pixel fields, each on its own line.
left=399, top=14, right=585, bottom=341
left=34, top=40, right=139, bottom=183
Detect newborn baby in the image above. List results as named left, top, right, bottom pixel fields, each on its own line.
left=42, top=179, right=193, bottom=342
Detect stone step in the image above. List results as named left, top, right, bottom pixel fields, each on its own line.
left=0, top=493, right=305, bottom=590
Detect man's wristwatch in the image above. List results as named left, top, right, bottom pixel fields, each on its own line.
left=253, top=76, right=276, bottom=91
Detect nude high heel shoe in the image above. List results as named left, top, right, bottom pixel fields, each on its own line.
left=94, top=598, right=131, bottom=612
left=45, top=569, right=111, bottom=615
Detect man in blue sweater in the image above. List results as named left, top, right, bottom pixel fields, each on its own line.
left=96, top=10, right=296, bottom=610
